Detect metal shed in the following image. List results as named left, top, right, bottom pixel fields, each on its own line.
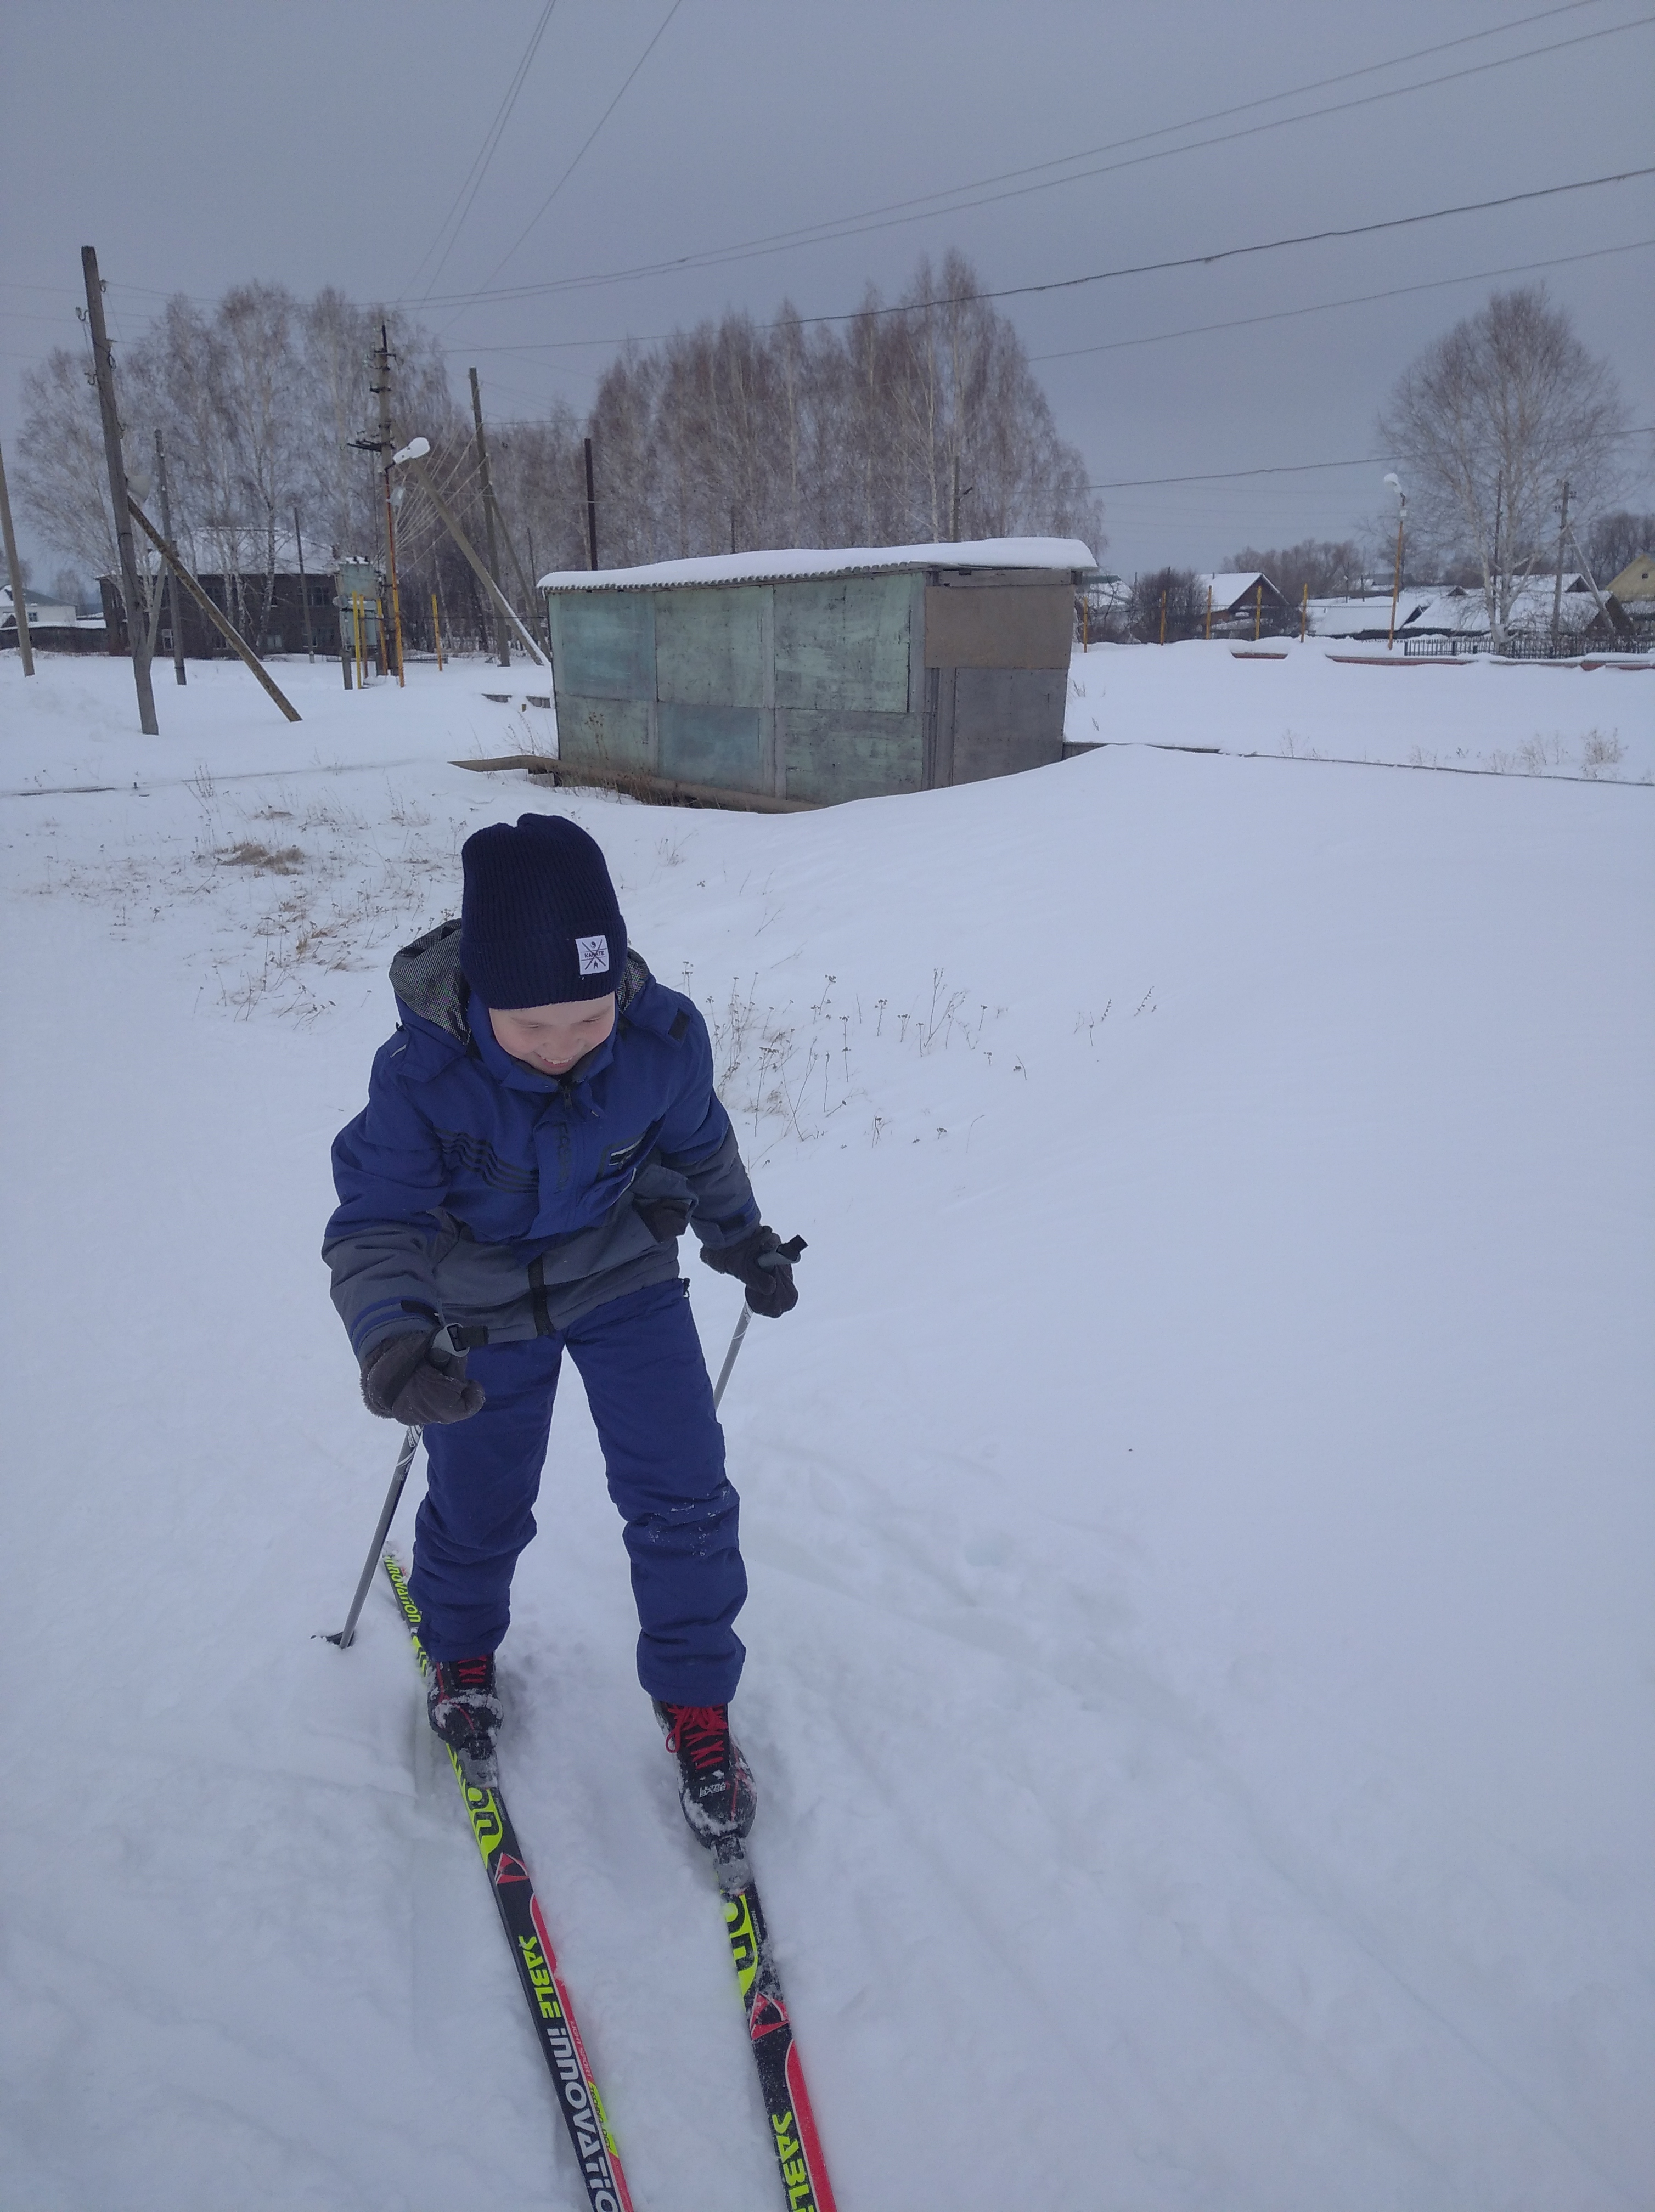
left=537, top=537, right=1094, bottom=809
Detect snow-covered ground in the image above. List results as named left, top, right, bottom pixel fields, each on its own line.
left=1068, top=635, right=1654, bottom=783
left=3, top=648, right=1652, bottom=2210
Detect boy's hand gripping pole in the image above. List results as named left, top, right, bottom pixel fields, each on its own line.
left=711, top=1235, right=804, bottom=1411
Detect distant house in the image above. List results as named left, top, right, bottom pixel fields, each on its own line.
left=1310, top=575, right=1640, bottom=651
left=1195, top=571, right=1290, bottom=633
left=2, top=584, right=106, bottom=653
left=1308, top=588, right=1438, bottom=640
left=539, top=537, right=1095, bottom=808
left=1606, top=552, right=1654, bottom=608
left=99, top=529, right=341, bottom=658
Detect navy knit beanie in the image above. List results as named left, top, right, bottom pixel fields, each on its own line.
left=459, top=815, right=627, bottom=1009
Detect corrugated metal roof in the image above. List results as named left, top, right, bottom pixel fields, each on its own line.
left=538, top=536, right=1095, bottom=594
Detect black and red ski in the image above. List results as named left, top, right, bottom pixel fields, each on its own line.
left=382, top=1552, right=634, bottom=2212
left=713, top=1838, right=839, bottom=2211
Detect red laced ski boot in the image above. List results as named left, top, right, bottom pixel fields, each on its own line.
left=654, top=1701, right=756, bottom=1848
left=427, top=1654, right=504, bottom=1785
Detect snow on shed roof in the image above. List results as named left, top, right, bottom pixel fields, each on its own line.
left=538, top=536, right=1096, bottom=593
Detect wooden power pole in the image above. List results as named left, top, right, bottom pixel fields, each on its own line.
left=0, top=432, right=33, bottom=677
left=399, top=445, right=545, bottom=665
left=154, top=429, right=186, bottom=684
left=294, top=505, right=314, bottom=661
left=470, top=368, right=511, bottom=666
left=374, top=328, right=404, bottom=685
left=82, top=245, right=157, bottom=733
left=584, top=436, right=599, bottom=571
left=1551, top=480, right=1570, bottom=641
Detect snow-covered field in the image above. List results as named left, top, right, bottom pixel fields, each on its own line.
left=1068, top=634, right=1654, bottom=783
left=2, top=648, right=1652, bottom=2210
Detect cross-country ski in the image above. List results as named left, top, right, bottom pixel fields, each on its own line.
left=382, top=1551, right=634, bottom=2212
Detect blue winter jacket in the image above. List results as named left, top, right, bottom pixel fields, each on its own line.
left=324, top=920, right=759, bottom=1361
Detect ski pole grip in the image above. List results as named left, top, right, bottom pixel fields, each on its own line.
left=757, top=1234, right=807, bottom=1269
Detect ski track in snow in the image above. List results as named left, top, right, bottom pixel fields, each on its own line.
left=1, top=651, right=1651, bottom=2210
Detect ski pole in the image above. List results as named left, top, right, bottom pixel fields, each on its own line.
left=712, top=1308, right=751, bottom=1410
left=327, top=1423, right=422, bottom=1648
left=711, top=1236, right=804, bottom=1412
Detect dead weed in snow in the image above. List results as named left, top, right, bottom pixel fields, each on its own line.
left=219, top=839, right=306, bottom=873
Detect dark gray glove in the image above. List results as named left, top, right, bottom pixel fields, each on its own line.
left=700, top=1228, right=806, bottom=1318
left=361, top=1329, right=486, bottom=1425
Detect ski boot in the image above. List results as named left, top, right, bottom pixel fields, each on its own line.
left=654, top=1701, right=757, bottom=1852
left=427, top=1654, right=504, bottom=1787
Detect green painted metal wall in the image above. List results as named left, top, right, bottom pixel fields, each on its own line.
left=549, top=570, right=924, bottom=804
left=656, top=586, right=768, bottom=707
left=774, top=577, right=911, bottom=713
left=546, top=563, right=1068, bottom=805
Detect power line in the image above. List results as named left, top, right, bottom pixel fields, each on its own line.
left=443, top=232, right=1655, bottom=366
left=871, top=168, right=1655, bottom=328
left=402, top=0, right=561, bottom=304
left=421, top=10, right=1654, bottom=309
left=1094, top=455, right=1387, bottom=491
left=447, top=168, right=1655, bottom=380
left=570, top=168, right=1652, bottom=342
left=1031, top=236, right=1655, bottom=364
left=565, top=0, right=1602, bottom=268
left=451, top=0, right=688, bottom=323
left=1089, top=426, right=1655, bottom=491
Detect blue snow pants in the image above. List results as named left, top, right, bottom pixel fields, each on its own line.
left=408, top=1278, right=746, bottom=1704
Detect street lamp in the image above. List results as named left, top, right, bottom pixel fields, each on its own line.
left=1383, top=473, right=1406, bottom=650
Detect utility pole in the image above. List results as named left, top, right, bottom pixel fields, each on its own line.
left=525, top=522, right=549, bottom=653
left=1551, top=480, right=1570, bottom=641
left=584, top=436, right=599, bottom=571
left=470, top=367, right=511, bottom=667
left=0, top=432, right=33, bottom=677
left=294, top=505, right=314, bottom=661
left=397, top=444, right=545, bottom=664
left=374, top=328, right=404, bottom=685
left=1384, top=474, right=1407, bottom=651
left=950, top=453, right=961, bottom=543
left=82, top=245, right=157, bottom=734
left=154, top=430, right=186, bottom=683
left=1566, top=520, right=1620, bottom=636
left=1490, top=469, right=1504, bottom=645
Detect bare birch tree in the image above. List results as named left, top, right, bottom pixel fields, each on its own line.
left=579, top=251, right=1101, bottom=567
left=15, top=251, right=1098, bottom=646
left=14, top=346, right=122, bottom=594
left=1378, top=287, right=1626, bottom=641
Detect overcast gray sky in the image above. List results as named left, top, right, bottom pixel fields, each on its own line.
left=4, top=0, right=1652, bottom=582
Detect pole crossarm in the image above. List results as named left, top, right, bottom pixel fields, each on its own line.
left=403, top=453, right=547, bottom=664
left=128, top=499, right=301, bottom=721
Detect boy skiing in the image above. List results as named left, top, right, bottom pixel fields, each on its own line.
left=324, top=812, right=801, bottom=1851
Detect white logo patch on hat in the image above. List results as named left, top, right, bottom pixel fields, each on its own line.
left=576, top=934, right=610, bottom=976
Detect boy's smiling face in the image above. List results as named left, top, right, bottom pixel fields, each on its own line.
left=488, top=994, right=616, bottom=1076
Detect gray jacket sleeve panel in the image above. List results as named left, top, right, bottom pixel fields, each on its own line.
left=323, top=1037, right=449, bottom=1361
left=648, top=996, right=761, bottom=1249
left=673, top=1123, right=761, bottom=1250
